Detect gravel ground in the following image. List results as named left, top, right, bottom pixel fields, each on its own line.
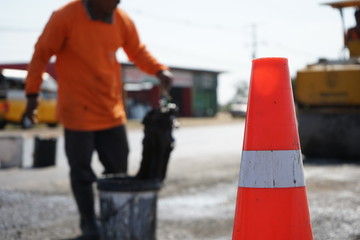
left=1, top=115, right=360, bottom=240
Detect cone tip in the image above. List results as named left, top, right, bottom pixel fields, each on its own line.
left=252, top=57, right=288, bottom=64
left=245, top=56, right=299, bottom=151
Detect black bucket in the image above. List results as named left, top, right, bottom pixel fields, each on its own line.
left=32, top=136, right=57, bottom=168
left=97, top=177, right=162, bottom=240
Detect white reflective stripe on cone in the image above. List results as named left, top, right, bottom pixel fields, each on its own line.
left=239, top=150, right=305, bottom=188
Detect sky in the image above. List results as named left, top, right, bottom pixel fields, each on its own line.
left=0, top=0, right=356, bottom=104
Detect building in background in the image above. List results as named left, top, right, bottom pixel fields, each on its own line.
left=0, top=62, right=222, bottom=119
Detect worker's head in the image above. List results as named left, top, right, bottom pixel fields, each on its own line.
left=90, top=0, right=120, bottom=16
left=355, top=9, right=360, bottom=25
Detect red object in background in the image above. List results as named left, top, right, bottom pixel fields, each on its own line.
left=0, top=101, right=9, bottom=113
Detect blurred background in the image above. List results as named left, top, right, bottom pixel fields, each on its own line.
left=0, top=0, right=355, bottom=107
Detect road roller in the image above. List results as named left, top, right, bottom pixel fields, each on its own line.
left=295, top=0, right=360, bottom=159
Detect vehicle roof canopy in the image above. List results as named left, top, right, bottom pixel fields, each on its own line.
left=323, top=0, right=360, bottom=9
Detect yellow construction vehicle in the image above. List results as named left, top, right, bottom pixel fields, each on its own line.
left=295, top=0, right=360, bottom=159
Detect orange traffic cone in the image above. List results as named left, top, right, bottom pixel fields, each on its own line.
left=232, top=57, right=313, bottom=240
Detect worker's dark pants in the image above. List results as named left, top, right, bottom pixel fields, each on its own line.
left=65, top=125, right=129, bottom=236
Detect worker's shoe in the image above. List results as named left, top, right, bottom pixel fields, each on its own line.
left=70, top=232, right=101, bottom=240
left=74, top=235, right=100, bottom=240
left=78, top=219, right=101, bottom=240
left=70, top=236, right=100, bottom=240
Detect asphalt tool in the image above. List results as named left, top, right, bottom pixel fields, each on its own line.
left=232, top=58, right=313, bottom=240
left=136, top=95, right=178, bottom=182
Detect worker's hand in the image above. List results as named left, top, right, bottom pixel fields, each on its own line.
left=156, top=70, right=173, bottom=96
left=22, top=95, right=39, bottom=129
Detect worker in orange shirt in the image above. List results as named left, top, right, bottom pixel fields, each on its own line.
left=345, top=9, right=360, bottom=46
left=24, top=0, right=173, bottom=239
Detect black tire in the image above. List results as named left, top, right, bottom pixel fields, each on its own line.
left=298, top=111, right=360, bottom=159
left=0, top=120, right=6, bottom=129
left=47, top=123, right=58, bottom=128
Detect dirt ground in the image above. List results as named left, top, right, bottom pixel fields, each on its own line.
left=1, top=114, right=360, bottom=240
left=0, top=114, right=240, bottom=240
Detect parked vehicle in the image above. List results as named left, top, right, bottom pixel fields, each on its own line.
left=229, top=97, right=248, bottom=118
left=0, top=68, right=58, bottom=129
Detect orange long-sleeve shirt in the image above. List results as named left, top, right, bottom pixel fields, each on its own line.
left=26, top=0, right=168, bottom=131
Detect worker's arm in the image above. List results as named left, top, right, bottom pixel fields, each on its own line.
left=344, top=29, right=351, bottom=47
left=24, top=10, right=68, bottom=124
left=156, top=69, right=173, bottom=95
left=121, top=10, right=173, bottom=92
left=22, top=95, right=39, bottom=128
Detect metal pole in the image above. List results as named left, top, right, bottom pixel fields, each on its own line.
left=252, top=24, right=257, bottom=59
